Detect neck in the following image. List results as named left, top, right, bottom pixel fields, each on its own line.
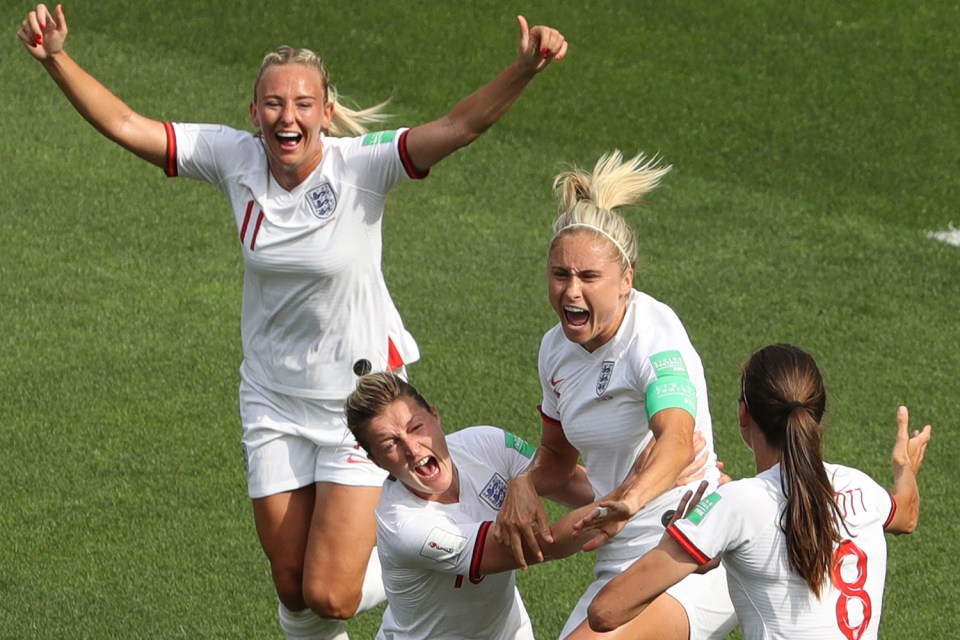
left=753, top=441, right=781, bottom=474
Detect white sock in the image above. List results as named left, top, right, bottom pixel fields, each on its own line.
left=278, top=602, right=348, bottom=640
left=356, top=547, right=387, bottom=614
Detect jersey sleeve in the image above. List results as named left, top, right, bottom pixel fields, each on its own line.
left=830, top=465, right=895, bottom=529
left=667, top=482, right=753, bottom=564
left=475, top=425, right=537, bottom=479
left=637, top=347, right=700, bottom=422
left=537, top=333, right=562, bottom=425
left=341, top=128, right=428, bottom=195
left=164, top=122, right=254, bottom=185
left=379, top=508, right=490, bottom=582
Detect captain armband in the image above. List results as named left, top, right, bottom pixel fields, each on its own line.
left=645, top=350, right=698, bottom=420
left=646, top=376, right=697, bottom=419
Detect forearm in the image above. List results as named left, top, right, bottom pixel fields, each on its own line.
left=887, top=467, right=921, bottom=534
left=443, top=60, right=537, bottom=145
left=588, top=538, right=698, bottom=632
left=610, top=432, right=692, bottom=513
left=41, top=51, right=166, bottom=166
left=481, top=500, right=599, bottom=574
left=405, top=60, right=538, bottom=171
left=522, top=443, right=582, bottom=498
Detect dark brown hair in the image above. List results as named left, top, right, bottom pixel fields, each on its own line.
left=741, top=343, right=842, bottom=598
left=344, top=372, right=430, bottom=456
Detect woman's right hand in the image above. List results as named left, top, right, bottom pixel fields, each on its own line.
left=18, top=3, right=67, bottom=61
left=492, top=474, right=552, bottom=569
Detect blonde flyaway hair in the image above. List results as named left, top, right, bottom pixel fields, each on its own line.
left=551, top=151, right=672, bottom=273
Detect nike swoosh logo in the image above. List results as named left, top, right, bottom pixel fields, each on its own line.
left=346, top=454, right=372, bottom=464
left=550, top=377, right=564, bottom=386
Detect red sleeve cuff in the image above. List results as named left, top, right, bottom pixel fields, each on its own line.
left=469, top=521, right=492, bottom=584
left=538, top=404, right=562, bottom=429
left=883, top=493, right=898, bottom=530
left=666, top=525, right=712, bottom=566
left=163, top=122, right=178, bottom=177
left=398, top=129, right=429, bottom=180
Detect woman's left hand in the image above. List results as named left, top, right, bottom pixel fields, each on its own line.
left=515, top=15, right=568, bottom=73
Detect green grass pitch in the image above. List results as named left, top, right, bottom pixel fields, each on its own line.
left=1, top=1, right=957, bottom=638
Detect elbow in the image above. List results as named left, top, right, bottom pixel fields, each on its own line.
left=895, top=508, right=921, bottom=535
left=888, top=493, right=922, bottom=535
left=586, top=600, right=622, bottom=633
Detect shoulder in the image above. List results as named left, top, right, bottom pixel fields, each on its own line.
left=826, top=463, right=881, bottom=491
left=540, top=323, right=567, bottom=349
left=325, top=129, right=407, bottom=159
left=450, top=426, right=534, bottom=461
left=538, top=324, right=576, bottom=368
left=626, top=290, right=690, bottom=338
left=718, top=473, right=779, bottom=502
left=449, top=425, right=505, bottom=451
left=172, top=122, right=254, bottom=145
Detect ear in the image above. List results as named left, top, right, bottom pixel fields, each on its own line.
left=320, top=99, right=334, bottom=133
left=619, top=267, right=635, bottom=295
left=249, top=101, right=260, bottom=129
left=738, top=400, right=749, bottom=429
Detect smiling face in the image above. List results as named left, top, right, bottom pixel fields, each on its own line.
left=250, top=63, right=334, bottom=191
left=367, top=397, right=458, bottom=503
left=548, top=231, right=634, bottom=352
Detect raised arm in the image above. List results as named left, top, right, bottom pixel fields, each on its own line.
left=884, top=405, right=932, bottom=535
left=18, top=4, right=168, bottom=168
left=403, top=15, right=567, bottom=173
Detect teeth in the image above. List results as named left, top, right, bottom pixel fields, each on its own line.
left=277, top=132, right=300, bottom=139
left=415, top=457, right=431, bottom=468
left=565, top=306, right=587, bottom=314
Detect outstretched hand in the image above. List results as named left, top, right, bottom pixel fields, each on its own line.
left=18, top=3, right=68, bottom=61
left=892, top=406, right=932, bottom=478
left=515, top=15, right=567, bottom=73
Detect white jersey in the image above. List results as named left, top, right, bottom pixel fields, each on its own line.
left=538, top=289, right=720, bottom=562
left=375, top=426, right=536, bottom=640
left=165, top=124, right=424, bottom=399
left=669, top=463, right=895, bottom=640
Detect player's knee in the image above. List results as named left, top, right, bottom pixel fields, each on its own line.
left=303, top=580, right=362, bottom=620
left=272, top=567, right=307, bottom=611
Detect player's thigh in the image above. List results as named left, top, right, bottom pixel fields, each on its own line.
left=252, top=484, right=317, bottom=573
left=305, top=482, right=382, bottom=586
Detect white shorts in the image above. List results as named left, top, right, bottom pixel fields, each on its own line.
left=560, top=556, right=737, bottom=639
left=239, top=376, right=388, bottom=499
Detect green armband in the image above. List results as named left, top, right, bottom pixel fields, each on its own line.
left=645, top=350, right=698, bottom=419
left=504, top=431, right=536, bottom=459
left=362, top=130, right=398, bottom=145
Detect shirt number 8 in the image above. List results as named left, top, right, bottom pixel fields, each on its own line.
left=832, top=539, right=872, bottom=640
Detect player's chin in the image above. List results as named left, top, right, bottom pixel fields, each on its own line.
left=561, top=324, right=592, bottom=346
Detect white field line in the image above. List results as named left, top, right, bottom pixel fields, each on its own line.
left=926, top=224, right=960, bottom=248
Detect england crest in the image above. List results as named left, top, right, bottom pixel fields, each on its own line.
left=479, top=473, right=508, bottom=510
left=306, top=183, right=337, bottom=221
left=597, top=360, right=616, bottom=396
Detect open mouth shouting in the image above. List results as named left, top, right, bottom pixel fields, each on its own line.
left=564, top=305, right=590, bottom=328
left=414, top=455, right=441, bottom=482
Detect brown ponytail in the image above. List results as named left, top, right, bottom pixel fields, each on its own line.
left=741, top=344, right=842, bottom=598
